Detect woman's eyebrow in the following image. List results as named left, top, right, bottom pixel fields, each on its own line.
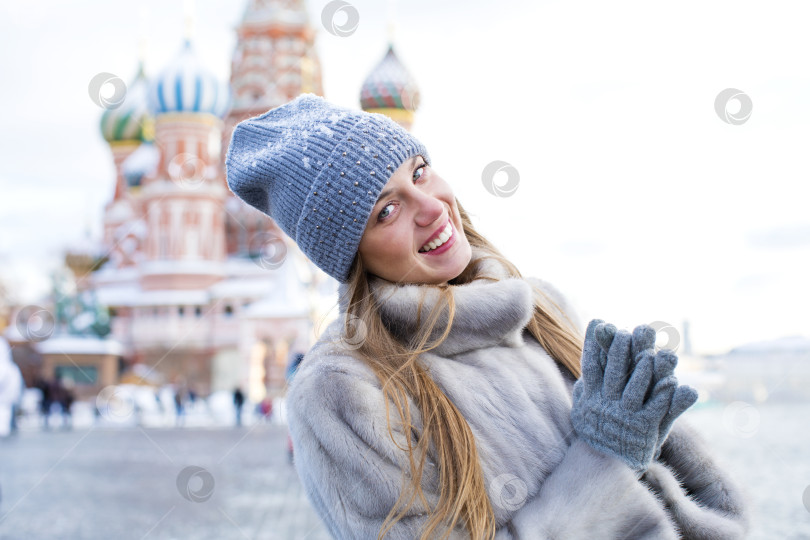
left=374, top=156, right=419, bottom=204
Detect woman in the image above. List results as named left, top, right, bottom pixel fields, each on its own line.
left=226, top=94, right=750, bottom=539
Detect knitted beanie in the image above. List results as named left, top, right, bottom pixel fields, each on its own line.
left=225, top=94, right=429, bottom=283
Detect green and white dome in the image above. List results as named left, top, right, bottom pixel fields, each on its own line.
left=100, top=64, right=153, bottom=143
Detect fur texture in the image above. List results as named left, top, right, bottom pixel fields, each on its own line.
left=287, top=252, right=750, bottom=539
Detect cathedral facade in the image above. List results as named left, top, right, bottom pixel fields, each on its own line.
left=90, top=0, right=420, bottom=401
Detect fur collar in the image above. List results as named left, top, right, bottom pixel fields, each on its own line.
left=338, top=248, right=536, bottom=356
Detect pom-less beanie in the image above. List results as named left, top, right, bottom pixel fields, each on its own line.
left=225, top=94, right=429, bottom=282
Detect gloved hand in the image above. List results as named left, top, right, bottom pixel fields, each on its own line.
left=626, top=324, right=699, bottom=459
left=571, top=319, right=695, bottom=476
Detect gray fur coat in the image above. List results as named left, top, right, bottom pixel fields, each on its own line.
left=287, top=250, right=750, bottom=539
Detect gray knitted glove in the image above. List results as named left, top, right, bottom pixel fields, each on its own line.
left=627, top=325, right=699, bottom=459
left=572, top=319, right=686, bottom=476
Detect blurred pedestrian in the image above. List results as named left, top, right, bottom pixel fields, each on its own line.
left=34, top=376, right=52, bottom=430
left=174, top=386, right=185, bottom=426
left=0, top=337, right=23, bottom=437
left=285, top=353, right=304, bottom=382
left=258, top=397, right=273, bottom=423
left=51, top=378, right=74, bottom=430
left=233, top=387, right=245, bottom=426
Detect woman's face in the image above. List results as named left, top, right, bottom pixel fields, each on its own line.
left=358, top=155, right=472, bottom=284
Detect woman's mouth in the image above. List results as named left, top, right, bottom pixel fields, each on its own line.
left=418, top=221, right=455, bottom=254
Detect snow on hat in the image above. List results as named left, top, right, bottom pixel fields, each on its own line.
left=225, top=94, right=429, bottom=282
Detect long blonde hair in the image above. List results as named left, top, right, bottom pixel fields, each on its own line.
left=341, top=199, right=583, bottom=539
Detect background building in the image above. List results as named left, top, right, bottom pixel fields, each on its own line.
left=5, top=0, right=424, bottom=404
left=90, top=0, right=333, bottom=401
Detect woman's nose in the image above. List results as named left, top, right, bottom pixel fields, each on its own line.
left=413, top=191, right=445, bottom=228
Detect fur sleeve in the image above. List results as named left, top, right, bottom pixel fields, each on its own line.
left=287, top=345, right=503, bottom=539
left=508, top=438, right=680, bottom=539
left=641, top=419, right=752, bottom=539
left=525, top=277, right=584, bottom=335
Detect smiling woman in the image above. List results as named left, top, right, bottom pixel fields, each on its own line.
left=225, top=94, right=750, bottom=540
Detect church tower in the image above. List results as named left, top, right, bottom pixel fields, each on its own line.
left=99, top=64, right=153, bottom=270
left=89, top=3, right=328, bottom=397
left=222, top=0, right=325, bottom=256
left=100, top=63, right=153, bottom=202
left=140, top=39, right=231, bottom=290
left=227, top=0, right=323, bottom=120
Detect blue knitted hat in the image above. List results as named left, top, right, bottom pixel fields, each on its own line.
left=225, top=94, right=429, bottom=283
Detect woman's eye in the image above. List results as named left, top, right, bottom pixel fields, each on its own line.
left=413, top=163, right=427, bottom=181
left=378, top=203, right=395, bottom=220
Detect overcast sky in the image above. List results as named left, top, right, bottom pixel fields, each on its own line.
left=1, top=0, right=808, bottom=354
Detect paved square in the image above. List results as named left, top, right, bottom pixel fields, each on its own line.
left=0, top=425, right=331, bottom=539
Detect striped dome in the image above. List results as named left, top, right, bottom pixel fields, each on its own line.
left=100, top=65, right=152, bottom=143
left=360, top=44, right=420, bottom=112
left=149, top=40, right=230, bottom=117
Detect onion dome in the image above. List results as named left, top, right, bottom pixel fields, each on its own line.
left=149, top=40, right=230, bottom=117
left=360, top=44, right=420, bottom=119
left=100, top=64, right=152, bottom=143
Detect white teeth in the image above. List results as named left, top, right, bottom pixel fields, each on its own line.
left=420, top=222, right=454, bottom=252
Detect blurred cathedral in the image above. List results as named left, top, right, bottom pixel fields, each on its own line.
left=81, top=0, right=421, bottom=400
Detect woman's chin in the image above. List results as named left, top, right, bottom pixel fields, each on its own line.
left=432, top=240, right=472, bottom=284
